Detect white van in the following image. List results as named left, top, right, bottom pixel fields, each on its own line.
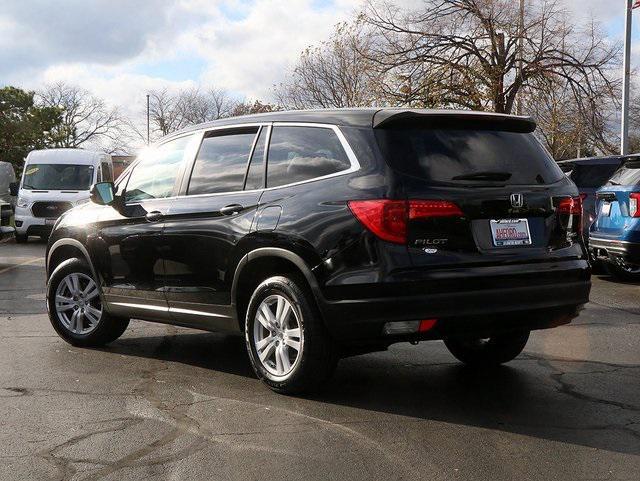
left=14, top=149, right=113, bottom=243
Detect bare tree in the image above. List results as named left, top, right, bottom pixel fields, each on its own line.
left=525, top=74, right=619, bottom=160
left=362, top=0, right=620, bottom=115
left=147, top=88, right=188, bottom=136
left=177, top=87, right=238, bottom=125
left=37, top=82, right=125, bottom=149
left=274, top=22, right=380, bottom=109
left=230, top=100, right=279, bottom=116
left=148, top=86, right=240, bottom=137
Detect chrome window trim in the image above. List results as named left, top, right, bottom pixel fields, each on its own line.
left=172, top=122, right=361, bottom=200
left=119, top=121, right=361, bottom=203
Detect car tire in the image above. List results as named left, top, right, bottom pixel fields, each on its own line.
left=47, top=258, right=129, bottom=347
left=604, top=262, right=640, bottom=282
left=15, top=233, right=27, bottom=243
left=444, top=331, right=530, bottom=366
left=245, top=275, right=338, bottom=394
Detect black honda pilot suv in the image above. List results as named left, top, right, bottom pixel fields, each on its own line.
left=45, top=109, right=591, bottom=393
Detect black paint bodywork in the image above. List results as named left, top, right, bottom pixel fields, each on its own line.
left=47, top=109, right=591, bottom=350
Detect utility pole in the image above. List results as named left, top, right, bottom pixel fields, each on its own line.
left=622, top=0, right=634, bottom=155
left=516, top=0, right=525, bottom=115
left=146, top=94, right=150, bottom=146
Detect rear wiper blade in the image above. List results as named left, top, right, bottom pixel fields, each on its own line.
left=451, top=171, right=512, bottom=181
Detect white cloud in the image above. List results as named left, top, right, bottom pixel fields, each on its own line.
left=561, top=0, right=622, bottom=24
left=191, top=0, right=361, bottom=98
left=1, top=1, right=366, bottom=110
left=0, top=0, right=631, bottom=140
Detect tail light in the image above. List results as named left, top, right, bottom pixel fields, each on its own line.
left=348, top=199, right=463, bottom=244
left=556, top=196, right=583, bottom=235
left=629, top=193, right=640, bottom=217
left=557, top=196, right=582, bottom=215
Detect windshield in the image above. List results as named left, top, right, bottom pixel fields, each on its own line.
left=375, top=127, right=564, bottom=185
left=606, top=162, right=640, bottom=186
left=569, top=163, right=621, bottom=188
left=22, top=164, right=94, bottom=191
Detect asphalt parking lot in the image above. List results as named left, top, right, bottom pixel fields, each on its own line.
left=0, top=239, right=639, bottom=481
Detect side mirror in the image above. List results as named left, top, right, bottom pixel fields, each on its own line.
left=90, top=182, right=116, bottom=205
left=8, top=182, right=18, bottom=197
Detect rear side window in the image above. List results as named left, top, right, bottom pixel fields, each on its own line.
left=267, top=126, right=351, bottom=188
left=569, top=163, right=620, bottom=188
left=376, top=128, right=564, bottom=185
left=188, top=128, right=258, bottom=195
left=607, top=161, right=640, bottom=186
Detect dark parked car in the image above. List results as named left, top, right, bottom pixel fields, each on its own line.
left=557, top=156, right=627, bottom=237
left=589, top=157, right=640, bottom=280
left=45, top=109, right=591, bottom=393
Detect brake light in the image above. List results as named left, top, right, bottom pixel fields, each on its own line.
left=348, top=199, right=463, bottom=244
left=630, top=193, right=640, bottom=217
left=347, top=200, right=407, bottom=244
left=408, top=200, right=464, bottom=220
left=556, top=196, right=583, bottom=235
left=557, top=196, right=582, bottom=215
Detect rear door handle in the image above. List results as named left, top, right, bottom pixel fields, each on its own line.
left=220, top=204, right=243, bottom=216
left=145, top=211, right=164, bottom=222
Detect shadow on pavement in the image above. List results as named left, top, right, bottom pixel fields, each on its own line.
left=101, top=330, right=640, bottom=456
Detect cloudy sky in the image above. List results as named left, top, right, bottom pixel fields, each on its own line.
left=0, top=0, right=637, bottom=122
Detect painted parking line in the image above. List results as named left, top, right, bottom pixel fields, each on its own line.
left=0, top=257, right=42, bottom=276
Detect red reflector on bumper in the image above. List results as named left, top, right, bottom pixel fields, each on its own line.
left=418, top=319, right=437, bottom=332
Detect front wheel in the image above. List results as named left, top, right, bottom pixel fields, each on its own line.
left=15, top=233, right=27, bottom=243
left=47, top=258, right=129, bottom=347
left=245, top=275, right=337, bottom=394
left=444, top=331, right=530, bottom=367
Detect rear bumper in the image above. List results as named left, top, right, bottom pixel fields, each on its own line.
left=318, top=260, right=591, bottom=343
left=588, top=236, right=640, bottom=265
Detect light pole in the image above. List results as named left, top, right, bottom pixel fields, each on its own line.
left=516, top=0, right=525, bottom=115
left=621, top=0, right=638, bottom=155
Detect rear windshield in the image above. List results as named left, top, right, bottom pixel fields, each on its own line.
left=375, top=128, right=564, bottom=185
left=22, top=164, right=94, bottom=190
left=569, top=163, right=620, bottom=188
left=606, top=161, right=640, bottom=186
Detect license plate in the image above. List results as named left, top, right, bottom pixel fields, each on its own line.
left=490, top=219, right=531, bottom=247
left=600, top=202, right=611, bottom=216
left=45, top=218, right=57, bottom=226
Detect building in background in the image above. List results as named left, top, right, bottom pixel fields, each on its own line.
left=112, top=155, right=135, bottom=180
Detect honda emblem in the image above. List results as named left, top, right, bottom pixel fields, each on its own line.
left=510, top=193, right=524, bottom=208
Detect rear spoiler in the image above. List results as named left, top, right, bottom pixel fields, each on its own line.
left=372, top=109, right=537, bottom=133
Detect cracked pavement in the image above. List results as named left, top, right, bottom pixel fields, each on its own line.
left=0, top=240, right=639, bottom=480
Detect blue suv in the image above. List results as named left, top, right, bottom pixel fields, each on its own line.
left=589, top=158, right=640, bottom=280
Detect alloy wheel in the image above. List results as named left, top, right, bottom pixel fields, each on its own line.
left=54, top=272, right=102, bottom=335
left=253, top=294, right=303, bottom=377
